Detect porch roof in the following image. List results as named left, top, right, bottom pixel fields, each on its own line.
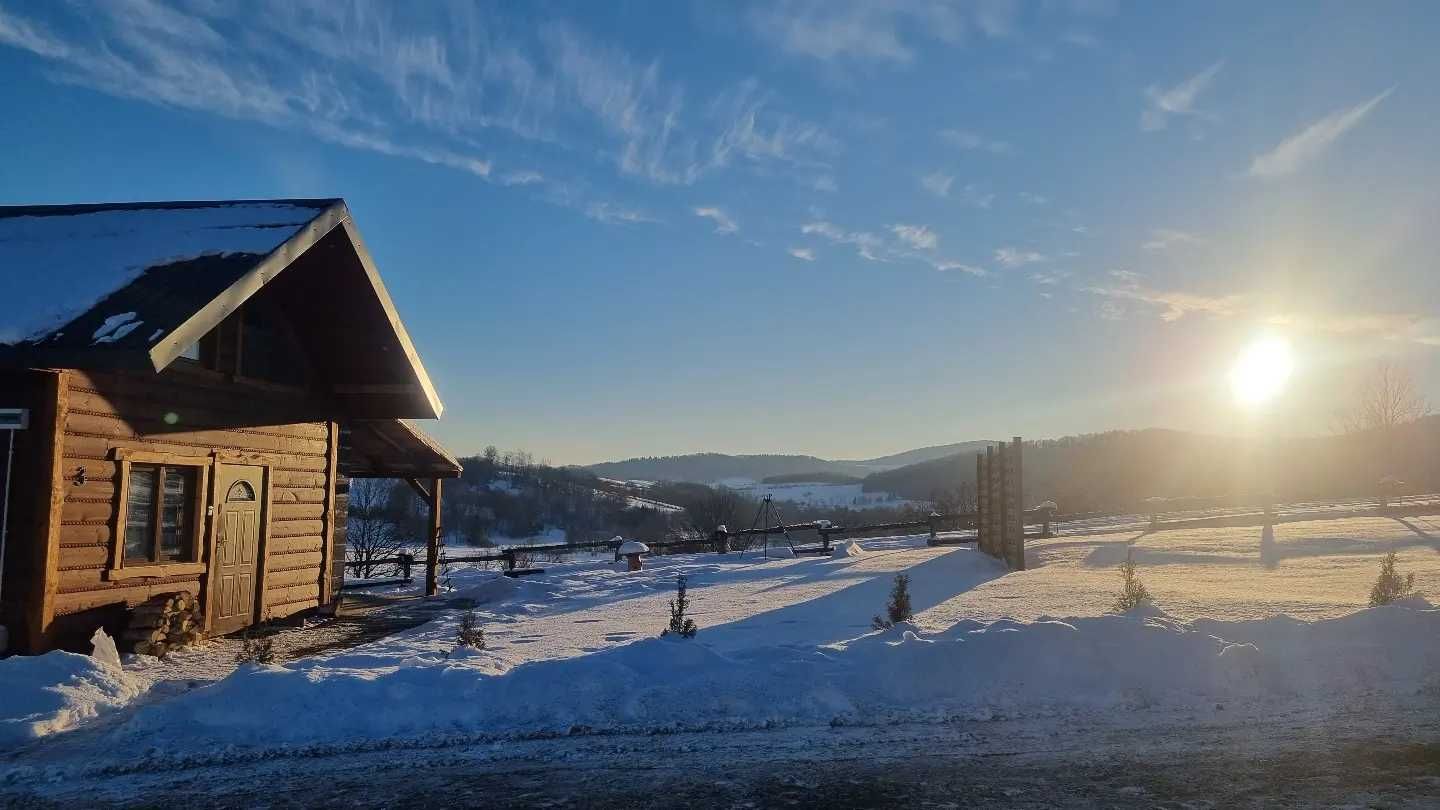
left=340, top=419, right=462, bottom=480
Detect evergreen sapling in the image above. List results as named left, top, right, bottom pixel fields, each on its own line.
left=1369, top=550, right=1416, bottom=606
left=456, top=608, right=486, bottom=649
left=872, top=573, right=914, bottom=630
left=1111, top=550, right=1151, bottom=613
left=664, top=573, right=698, bottom=638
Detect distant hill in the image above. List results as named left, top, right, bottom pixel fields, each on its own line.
left=585, top=441, right=999, bottom=485
left=585, top=452, right=873, bottom=484
left=841, top=440, right=997, bottom=472
left=864, top=420, right=1440, bottom=512
left=761, top=471, right=863, bottom=485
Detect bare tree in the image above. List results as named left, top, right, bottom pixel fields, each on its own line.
left=1337, top=361, right=1431, bottom=435
left=347, top=477, right=405, bottom=578
left=930, top=483, right=975, bottom=515
left=683, top=486, right=746, bottom=539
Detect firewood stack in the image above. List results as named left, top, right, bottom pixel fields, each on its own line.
left=124, top=591, right=204, bottom=656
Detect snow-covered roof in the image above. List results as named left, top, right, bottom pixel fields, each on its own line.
left=0, top=199, right=335, bottom=347
left=617, top=540, right=650, bottom=555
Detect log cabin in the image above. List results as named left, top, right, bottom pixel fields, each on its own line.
left=0, top=199, right=461, bottom=653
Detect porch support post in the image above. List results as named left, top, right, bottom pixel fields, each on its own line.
left=425, top=477, right=442, bottom=597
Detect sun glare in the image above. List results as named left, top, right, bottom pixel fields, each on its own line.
left=1230, top=337, right=1294, bottom=407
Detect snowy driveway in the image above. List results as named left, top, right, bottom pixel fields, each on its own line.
left=6, top=517, right=1440, bottom=806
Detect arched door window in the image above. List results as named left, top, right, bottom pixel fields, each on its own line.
left=226, top=481, right=256, bottom=502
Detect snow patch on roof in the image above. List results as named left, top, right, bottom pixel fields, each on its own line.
left=0, top=202, right=328, bottom=345
left=91, top=312, right=142, bottom=344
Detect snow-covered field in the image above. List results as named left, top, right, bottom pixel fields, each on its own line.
left=720, top=479, right=916, bottom=508
left=5, top=513, right=1440, bottom=804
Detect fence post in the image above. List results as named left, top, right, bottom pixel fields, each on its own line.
left=977, top=450, right=990, bottom=554
left=927, top=511, right=941, bottom=546
left=1007, top=436, right=1025, bottom=571
left=424, top=478, right=442, bottom=597
left=399, top=553, right=413, bottom=581
left=987, top=445, right=1001, bottom=559
left=504, top=548, right=516, bottom=572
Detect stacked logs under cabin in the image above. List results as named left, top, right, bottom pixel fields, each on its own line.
left=975, top=437, right=1026, bottom=571
left=123, top=591, right=203, bottom=656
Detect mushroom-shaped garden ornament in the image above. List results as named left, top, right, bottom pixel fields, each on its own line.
left=617, top=539, right=650, bottom=572
left=1033, top=500, right=1058, bottom=537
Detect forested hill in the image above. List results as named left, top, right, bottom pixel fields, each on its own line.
left=585, top=452, right=874, bottom=483
left=865, top=420, right=1440, bottom=513
left=585, top=441, right=998, bottom=483
left=838, top=440, right=997, bottom=472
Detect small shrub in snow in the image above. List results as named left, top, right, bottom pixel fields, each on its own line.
left=1112, top=551, right=1151, bottom=613
left=873, top=573, right=914, bottom=630
left=1369, top=551, right=1416, bottom=606
left=663, top=574, right=698, bottom=639
left=235, top=629, right=275, bottom=665
left=456, top=608, right=486, bottom=649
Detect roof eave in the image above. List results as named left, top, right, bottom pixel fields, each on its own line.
left=146, top=200, right=352, bottom=373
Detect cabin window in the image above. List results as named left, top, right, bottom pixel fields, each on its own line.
left=120, top=462, right=204, bottom=566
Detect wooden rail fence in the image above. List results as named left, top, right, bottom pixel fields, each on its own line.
left=339, top=511, right=996, bottom=591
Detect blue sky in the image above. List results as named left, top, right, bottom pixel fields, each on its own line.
left=2, top=1, right=1438, bottom=464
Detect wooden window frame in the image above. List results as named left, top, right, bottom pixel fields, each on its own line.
left=106, top=449, right=211, bottom=581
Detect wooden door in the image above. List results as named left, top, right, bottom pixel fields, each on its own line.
left=211, top=465, right=265, bottom=634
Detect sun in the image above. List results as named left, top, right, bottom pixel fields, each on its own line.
left=1230, top=337, right=1294, bottom=407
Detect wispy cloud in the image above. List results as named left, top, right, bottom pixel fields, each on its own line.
left=804, top=218, right=979, bottom=274
left=932, top=260, right=986, bottom=276
left=920, top=171, right=954, bottom=198
left=1141, top=228, right=1204, bottom=251
left=500, top=170, right=544, bottom=186
left=1141, top=60, right=1224, bottom=132
left=0, top=0, right=838, bottom=225
left=1247, top=88, right=1394, bottom=178
left=1086, top=282, right=1241, bottom=322
left=1018, top=191, right=1049, bottom=205
left=938, top=128, right=1014, bottom=154
left=586, top=202, right=659, bottom=226
left=919, top=173, right=992, bottom=207
left=889, top=223, right=938, bottom=250
left=694, top=206, right=739, bottom=234
left=1083, top=272, right=1440, bottom=344
left=788, top=246, right=816, bottom=261
left=1030, top=270, right=1070, bottom=286
left=743, top=0, right=1014, bottom=66
left=994, top=247, right=1046, bottom=267
left=802, top=220, right=885, bottom=260
left=811, top=174, right=839, bottom=192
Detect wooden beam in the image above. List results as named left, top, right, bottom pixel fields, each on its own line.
left=424, top=477, right=442, bottom=597
left=317, top=421, right=339, bottom=605
left=148, top=202, right=350, bottom=372
left=406, top=477, right=432, bottom=502
left=27, top=370, right=67, bottom=652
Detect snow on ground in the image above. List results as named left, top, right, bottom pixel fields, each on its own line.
left=5, top=513, right=1440, bottom=771
left=0, top=650, right=145, bottom=745
left=719, top=479, right=916, bottom=508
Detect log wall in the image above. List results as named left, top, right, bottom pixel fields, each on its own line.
left=48, top=365, right=338, bottom=644
left=0, top=369, right=63, bottom=652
